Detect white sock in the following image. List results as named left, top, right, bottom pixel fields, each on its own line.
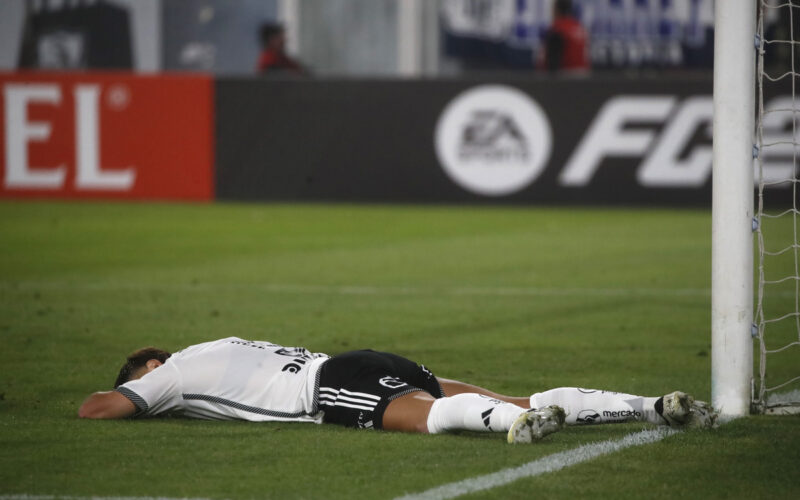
left=426, top=393, right=526, bottom=434
left=529, top=387, right=662, bottom=425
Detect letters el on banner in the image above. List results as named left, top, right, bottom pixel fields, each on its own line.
left=0, top=73, right=213, bottom=201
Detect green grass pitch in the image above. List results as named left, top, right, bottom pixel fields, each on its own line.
left=0, top=201, right=798, bottom=499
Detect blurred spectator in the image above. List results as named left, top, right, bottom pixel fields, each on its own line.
left=540, top=0, right=589, bottom=73
left=256, top=22, right=307, bottom=76
left=18, top=0, right=132, bottom=70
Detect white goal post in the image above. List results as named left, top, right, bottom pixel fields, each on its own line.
left=711, top=1, right=756, bottom=418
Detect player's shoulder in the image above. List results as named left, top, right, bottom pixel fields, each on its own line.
left=177, top=337, right=285, bottom=355
left=171, top=337, right=239, bottom=358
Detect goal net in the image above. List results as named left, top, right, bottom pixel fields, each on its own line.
left=754, top=0, right=800, bottom=414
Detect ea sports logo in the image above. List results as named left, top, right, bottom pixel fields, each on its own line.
left=434, top=85, right=553, bottom=196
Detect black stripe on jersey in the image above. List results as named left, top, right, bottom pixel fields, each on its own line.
left=182, top=393, right=311, bottom=419
left=116, top=387, right=149, bottom=414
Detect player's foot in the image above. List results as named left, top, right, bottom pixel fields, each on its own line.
left=656, top=391, right=718, bottom=429
left=507, top=405, right=566, bottom=444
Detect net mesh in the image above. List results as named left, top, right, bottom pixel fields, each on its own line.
left=754, top=0, right=800, bottom=414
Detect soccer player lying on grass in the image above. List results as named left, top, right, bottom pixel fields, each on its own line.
left=79, top=337, right=717, bottom=443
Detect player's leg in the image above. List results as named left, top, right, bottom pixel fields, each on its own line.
left=380, top=391, right=435, bottom=433
left=436, top=378, right=531, bottom=408
left=352, top=352, right=538, bottom=435
left=437, top=379, right=716, bottom=428
left=382, top=389, right=565, bottom=443
left=435, top=379, right=665, bottom=426
left=529, top=387, right=662, bottom=425
left=320, top=350, right=564, bottom=441
left=370, top=349, right=714, bottom=428
left=530, top=387, right=717, bottom=427
left=383, top=391, right=527, bottom=433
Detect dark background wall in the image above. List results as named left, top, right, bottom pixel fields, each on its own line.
left=216, top=77, right=737, bottom=205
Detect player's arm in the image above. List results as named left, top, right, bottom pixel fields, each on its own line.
left=78, top=391, right=136, bottom=419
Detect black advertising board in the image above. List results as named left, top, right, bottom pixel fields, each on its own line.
left=215, top=77, right=792, bottom=206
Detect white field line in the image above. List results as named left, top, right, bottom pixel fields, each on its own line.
left=394, top=427, right=677, bottom=500
left=0, top=281, right=716, bottom=298
left=0, top=497, right=216, bottom=500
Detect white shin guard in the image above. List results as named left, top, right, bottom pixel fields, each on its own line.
left=529, top=387, right=661, bottom=425
left=426, top=393, right=526, bottom=434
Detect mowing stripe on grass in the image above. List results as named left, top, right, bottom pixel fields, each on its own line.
left=0, top=281, right=715, bottom=297
left=15, top=281, right=800, bottom=297
left=394, top=428, right=677, bottom=500
left=0, top=497, right=215, bottom=500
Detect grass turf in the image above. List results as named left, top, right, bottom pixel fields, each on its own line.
left=0, top=201, right=797, bottom=499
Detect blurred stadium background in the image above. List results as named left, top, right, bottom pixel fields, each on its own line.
left=1, top=1, right=799, bottom=499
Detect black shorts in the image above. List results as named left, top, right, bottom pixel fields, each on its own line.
left=317, top=350, right=444, bottom=430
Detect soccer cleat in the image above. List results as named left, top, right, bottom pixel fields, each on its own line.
left=684, top=399, right=719, bottom=429
left=656, top=391, right=718, bottom=429
left=507, top=405, right=566, bottom=444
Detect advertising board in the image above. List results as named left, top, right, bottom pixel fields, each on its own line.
left=0, top=72, right=213, bottom=200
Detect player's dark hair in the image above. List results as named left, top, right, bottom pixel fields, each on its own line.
left=114, top=347, right=171, bottom=388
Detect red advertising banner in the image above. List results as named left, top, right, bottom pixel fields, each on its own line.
left=0, top=72, right=213, bottom=200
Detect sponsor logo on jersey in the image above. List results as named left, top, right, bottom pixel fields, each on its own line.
left=576, top=409, right=601, bottom=423
left=281, top=362, right=304, bottom=373
left=603, top=409, right=642, bottom=419
left=357, top=411, right=374, bottom=429
left=378, top=376, right=408, bottom=389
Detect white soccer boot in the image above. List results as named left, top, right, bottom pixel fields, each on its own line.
left=657, top=391, right=718, bottom=429
left=507, top=405, right=566, bottom=444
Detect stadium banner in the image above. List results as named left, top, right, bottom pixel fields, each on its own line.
left=440, top=0, right=715, bottom=70
left=216, top=77, right=742, bottom=205
left=0, top=72, right=214, bottom=201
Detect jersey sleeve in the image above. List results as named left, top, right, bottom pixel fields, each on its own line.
left=115, top=362, right=183, bottom=417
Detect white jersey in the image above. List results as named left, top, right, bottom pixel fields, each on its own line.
left=115, top=337, right=330, bottom=423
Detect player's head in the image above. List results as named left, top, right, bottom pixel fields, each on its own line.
left=114, top=347, right=171, bottom=388
left=554, top=0, right=573, bottom=16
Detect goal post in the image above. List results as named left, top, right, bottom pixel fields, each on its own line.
left=711, top=1, right=757, bottom=418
